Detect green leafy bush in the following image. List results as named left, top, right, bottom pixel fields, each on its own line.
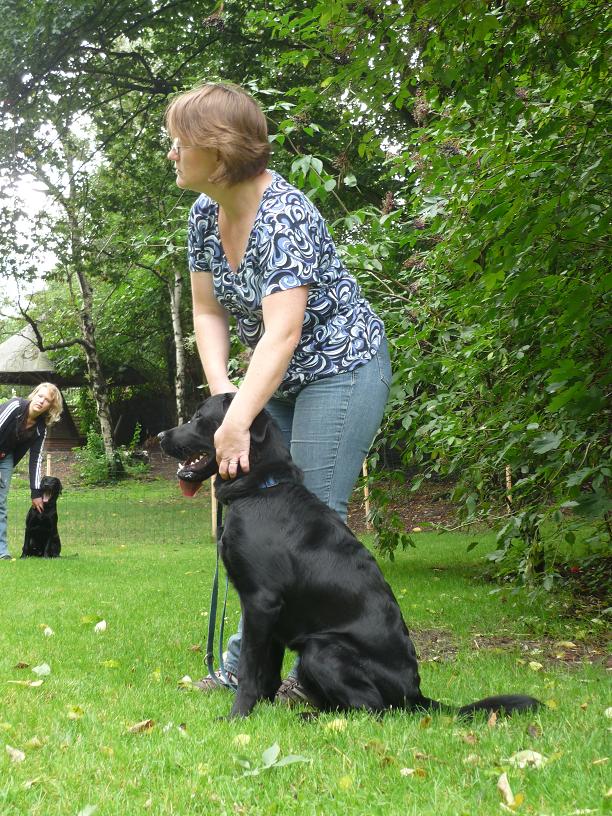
left=73, top=426, right=149, bottom=486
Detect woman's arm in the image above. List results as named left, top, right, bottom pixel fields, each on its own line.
left=215, top=285, right=308, bottom=479
left=28, top=425, right=46, bottom=511
left=0, top=399, right=20, bottom=435
left=191, top=272, right=236, bottom=395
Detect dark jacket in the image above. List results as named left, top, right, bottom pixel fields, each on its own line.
left=0, top=398, right=47, bottom=498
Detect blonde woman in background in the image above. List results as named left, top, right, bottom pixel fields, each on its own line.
left=0, top=382, right=63, bottom=560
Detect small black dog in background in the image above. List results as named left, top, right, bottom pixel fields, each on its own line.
left=21, top=476, right=63, bottom=558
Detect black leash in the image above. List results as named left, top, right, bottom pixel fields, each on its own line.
left=204, top=499, right=238, bottom=692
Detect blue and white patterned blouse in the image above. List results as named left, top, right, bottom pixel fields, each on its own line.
left=188, top=171, right=384, bottom=395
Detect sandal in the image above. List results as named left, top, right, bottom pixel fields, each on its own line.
left=193, top=669, right=238, bottom=691
left=275, top=676, right=313, bottom=706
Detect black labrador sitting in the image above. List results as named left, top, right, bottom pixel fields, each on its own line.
left=21, top=476, right=63, bottom=558
left=159, top=395, right=539, bottom=719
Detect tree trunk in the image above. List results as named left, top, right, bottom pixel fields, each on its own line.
left=71, top=264, right=116, bottom=459
left=168, top=264, right=186, bottom=425
left=57, top=145, right=117, bottom=463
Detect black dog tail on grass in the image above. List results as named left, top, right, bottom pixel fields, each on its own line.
left=416, top=693, right=540, bottom=717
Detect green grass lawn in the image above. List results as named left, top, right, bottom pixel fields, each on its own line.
left=1, top=480, right=609, bottom=815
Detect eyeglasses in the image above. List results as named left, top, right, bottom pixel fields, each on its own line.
left=169, top=138, right=197, bottom=158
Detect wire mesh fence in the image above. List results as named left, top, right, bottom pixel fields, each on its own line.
left=6, top=472, right=214, bottom=554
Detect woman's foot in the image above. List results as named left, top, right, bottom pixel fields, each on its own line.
left=193, top=669, right=238, bottom=691
left=191, top=671, right=313, bottom=705
left=275, top=676, right=313, bottom=705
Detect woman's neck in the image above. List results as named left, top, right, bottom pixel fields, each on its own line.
left=213, top=170, right=272, bottom=221
left=26, top=405, right=39, bottom=426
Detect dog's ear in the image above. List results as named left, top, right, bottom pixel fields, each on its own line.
left=249, top=410, right=270, bottom=445
left=221, top=393, right=235, bottom=414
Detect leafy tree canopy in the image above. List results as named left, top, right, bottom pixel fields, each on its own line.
left=0, top=0, right=609, bottom=583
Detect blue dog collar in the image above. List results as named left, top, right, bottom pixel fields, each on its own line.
left=259, top=475, right=280, bottom=489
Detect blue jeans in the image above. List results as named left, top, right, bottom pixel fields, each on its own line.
left=223, top=339, right=392, bottom=678
left=0, top=454, right=15, bottom=558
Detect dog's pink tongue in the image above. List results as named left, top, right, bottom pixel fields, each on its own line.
left=178, top=479, right=202, bottom=498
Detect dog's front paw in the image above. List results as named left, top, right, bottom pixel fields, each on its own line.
left=216, top=711, right=247, bottom=721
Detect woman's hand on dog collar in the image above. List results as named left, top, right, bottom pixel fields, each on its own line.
left=215, top=420, right=250, bottom=480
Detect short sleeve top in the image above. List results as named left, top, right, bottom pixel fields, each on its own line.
left=188, top=171, right=384, bottom=395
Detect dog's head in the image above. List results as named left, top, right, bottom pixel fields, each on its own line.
left=158, top=394, right=286, bottom=497
left=40, top=476, right=62, bottom=503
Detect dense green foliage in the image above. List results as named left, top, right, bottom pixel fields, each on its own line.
left=73, top=426, right=150, bottom=485
left=0, top=0, right=609, bottom=583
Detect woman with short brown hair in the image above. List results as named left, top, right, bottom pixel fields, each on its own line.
left=166, top=82, right=391, bottom=703
left=165, top=82, right=270, bottom=185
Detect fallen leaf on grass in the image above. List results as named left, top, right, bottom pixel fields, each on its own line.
left=23, top=777, right=42, bottom=789
left=461, top=731, right=478, bottom=745
left=94, top=620, right=107, bottom=633
left=528, top=661, right=543, bottom=672
left=127, top=719, right=155, bottom=734
left=487, top=711, right=498, bottom=728
left=400, top=767, right=426, bottom=778
left=6, top=744, right=25, bottom=763
left=32, top=663, right=51, bottom=676
left=7, top=679, right=44, bottom=688
left=324, top=718, right=347, bottom=732
left=419, top=716, right=432, bottom=729
left=604, top=707, right=612, bottom=719
left=508, top=749, right=548, bottom=769
left=363, top=739, right=387, bottom=754
left=14, top=662, right=29, bottom=669
left=67, top=706, right=84, bottom=720
left=497, top=772, right=515, bottom=806
left=77, top=807, right=98, bottom=816
left=527, top=723, right=542, bottom=739
left=42, top=626, right=54, bottom=637
left=592, top=757, right=608, bottom=765
left=25, top=737, right=43, bottom=749
left=0, top=723, right=13, bottom=732
left=177, top=675, right=193, bottom=689
left=233, top=734, right=251, bottom=748
left=500, top=795, right=525, bottom=813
